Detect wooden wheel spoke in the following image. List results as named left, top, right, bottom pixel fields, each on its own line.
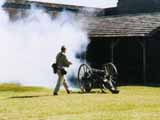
left=78, top=64, right=92, bottom=92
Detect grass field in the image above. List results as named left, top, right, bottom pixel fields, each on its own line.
left=0, top=84, right=160, bottom=120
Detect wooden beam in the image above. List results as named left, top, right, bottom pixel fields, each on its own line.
left=110, top=39, right=120, bottom=63
left=138, top=39, right=146, bottom=84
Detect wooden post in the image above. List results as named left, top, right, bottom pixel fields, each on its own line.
left=138, top=39, right=146, bottom=84
left=143, top=40, right=146, bottom=84
left=110, top=39, right=119, bottom=63
left=110, top=40, right=114, bottom=63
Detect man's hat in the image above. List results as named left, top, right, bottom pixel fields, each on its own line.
left=61, top=45, right=66, bottom=51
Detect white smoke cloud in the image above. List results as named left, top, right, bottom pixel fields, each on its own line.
left=0, top=1, right=89, bottom=88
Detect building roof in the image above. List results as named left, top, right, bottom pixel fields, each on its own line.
left=88, top=12, right=160, bottom=38
left=3, top=1, right=160, bottom=38
left=3, top=1, right=103, bottom=15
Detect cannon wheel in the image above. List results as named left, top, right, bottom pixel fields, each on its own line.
left=103, top=63, right=119, bottom=94
left=106, top=63, right=118, bottom=78
left=78, top=64, right=92, bottom=93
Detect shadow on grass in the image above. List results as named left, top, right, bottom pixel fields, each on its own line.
left=71, top=90, right=110, bottom=94
left=7, top=89, right=114, bottom=99
left=8, top=91, right=109, bottom=99
left=8, top=94, right=51, bottom=99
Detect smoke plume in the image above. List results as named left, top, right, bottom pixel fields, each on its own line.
left=0, top=1, right=89, bottom=88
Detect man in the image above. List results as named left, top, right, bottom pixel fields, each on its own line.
left=53, top=46, right=72, bottom=96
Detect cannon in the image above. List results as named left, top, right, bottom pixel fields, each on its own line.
left=77, top=63, right=119, bottom=94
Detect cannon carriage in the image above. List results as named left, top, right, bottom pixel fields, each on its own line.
left=77, top=63, right=119, bottom=94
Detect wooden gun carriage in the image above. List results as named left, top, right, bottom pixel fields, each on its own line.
left=77, top=63, right=119, bottom=93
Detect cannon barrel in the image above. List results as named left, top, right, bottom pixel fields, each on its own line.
left=92, top=68, right=105, bottom=73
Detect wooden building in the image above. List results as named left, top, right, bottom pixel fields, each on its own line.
left=104, top=0, right=160, bottom=15
left=86, top=0, right=160, bottom=84
left=87, top=13, right=160, bottom=84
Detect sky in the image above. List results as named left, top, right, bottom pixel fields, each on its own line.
left=28, top=0, right=118, bottom=8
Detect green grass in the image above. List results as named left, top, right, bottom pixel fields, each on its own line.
left=0, top=84, right=160, bottom=120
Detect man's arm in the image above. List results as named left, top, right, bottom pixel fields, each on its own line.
left=63, top=55, right=72, bottom=67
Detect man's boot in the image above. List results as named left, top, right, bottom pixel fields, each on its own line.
left=53, top=92, right=58, bottom=96
left=63, top=81, right=70, bottom=94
